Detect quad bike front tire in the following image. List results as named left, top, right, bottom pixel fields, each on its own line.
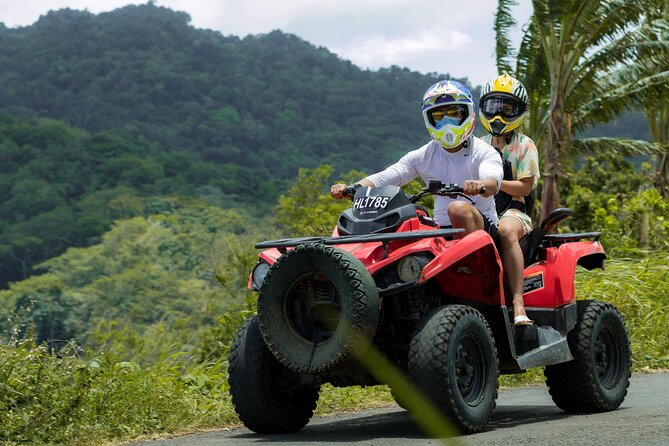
left=228, top=316, right=320, bottom=434
left=544, top=300, right=631, bottom=412
left=258, top=243, right=379, bottom=374
left=408, top=305, right=499, bottom=434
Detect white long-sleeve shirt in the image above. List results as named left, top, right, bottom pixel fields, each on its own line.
left=364, top=136, right=503, bottom=227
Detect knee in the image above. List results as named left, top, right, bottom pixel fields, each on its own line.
left=498, top=221, right=519, bottom=243
left=447, top=201, right=471, bottom=220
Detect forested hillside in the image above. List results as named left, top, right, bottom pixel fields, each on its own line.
left=0, top=3, right=461, bottom=190
left=0, top=3, right=470, bottom=286
left=0, top=200, right=262, bottom=355
left=0, top=114, right=253, bottom=286
left=0, top=3, right=652, bottom=288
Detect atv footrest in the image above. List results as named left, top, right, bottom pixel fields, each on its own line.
left=515, top=326, right=573, bottom=370
left=515, top=324, right=538, bottom=355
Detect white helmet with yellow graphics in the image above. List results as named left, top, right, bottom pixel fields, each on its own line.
left=421, top=80, right=476, bottom=149
left=479, top=73, right=528, bottom=136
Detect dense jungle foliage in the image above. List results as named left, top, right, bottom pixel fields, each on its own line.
left=0, top=3, right=474, bottom=286
left=0, top=4, right=652, bottom=287
left=0, top=4, right=451, bottom=194
left=0, top=2, right=666, bottom=445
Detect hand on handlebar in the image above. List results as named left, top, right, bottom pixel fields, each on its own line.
left=463, top=180, right=486, bottom=196
left=330, top=183, right=348, bottom=199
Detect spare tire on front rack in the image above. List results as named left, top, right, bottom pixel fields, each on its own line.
left=257, top=243, right=380, bottom=374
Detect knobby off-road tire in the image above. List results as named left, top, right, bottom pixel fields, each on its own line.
left=544, top=300, right=631, bottom=412
left=408, top=305, right=499, bottom=434
left=258, top=243, right=380, bottom=374
left=228, top=316, right=320, bottom=434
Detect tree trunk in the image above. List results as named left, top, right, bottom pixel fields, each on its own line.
left=647, top=106, right=669, bottom=198
left=541, top=101, right=569, bottom=221
left=639, top=211, right=649, bottom=249
left=654, top=153, right=669, bottom=197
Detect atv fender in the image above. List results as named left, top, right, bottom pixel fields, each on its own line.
left=421, top=230, right=504, bottom=306
left=524, top=241, right=605, bottom=308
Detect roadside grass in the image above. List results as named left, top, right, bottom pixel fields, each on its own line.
left=574, top=254, right=669, bottom=370
left=1, top=255, right=667, bottom=445
left=0, top=342, right=238, bottom=445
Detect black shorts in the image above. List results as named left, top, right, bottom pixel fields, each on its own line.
left=480, top=211, right=499, bottom=243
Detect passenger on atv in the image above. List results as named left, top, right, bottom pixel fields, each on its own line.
left=331, top=79, right=502, bottom=240
left=479, top=73, right=541, bottom=327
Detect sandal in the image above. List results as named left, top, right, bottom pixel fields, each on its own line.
left=514, top=315, right=534, bottom=326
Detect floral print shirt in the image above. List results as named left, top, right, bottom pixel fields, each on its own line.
left=481, top=132, right=540, bottom=204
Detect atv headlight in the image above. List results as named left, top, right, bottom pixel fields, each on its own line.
left=396, top=256, right=424, bottom=282
left=251, top=260, right=271, bottom=291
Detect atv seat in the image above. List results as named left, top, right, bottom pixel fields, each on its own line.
left=519, top=208, right=601, bottom=267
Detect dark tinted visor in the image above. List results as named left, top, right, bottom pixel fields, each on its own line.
left=481, top=94, right=525, bottom=119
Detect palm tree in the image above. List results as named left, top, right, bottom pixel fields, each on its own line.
left=640, top=4, right=669, bottom=195
left=495, top=0, right=669, bottom=219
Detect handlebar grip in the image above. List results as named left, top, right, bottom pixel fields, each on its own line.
left=344, top=183, right=362, bottom=199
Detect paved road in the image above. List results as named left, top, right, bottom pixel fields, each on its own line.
left=130, top=372, right=669, bottom=446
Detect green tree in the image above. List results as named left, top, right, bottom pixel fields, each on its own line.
left=639, top=4, right=669, bottom=195
left=0, top=200, right=263, bottom=361
left=495, top=0, right=669, bottom=219
left=276, top=165, right=367, bottom=236
left=276, top=164, right=431, bottom=236
left=9, top=274, right=77, bottom=346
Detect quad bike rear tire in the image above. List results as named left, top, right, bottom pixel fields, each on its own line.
left=258, top=243, right=380, bottom=374
left=544, top=300, right=631, bottom=412
left=408, top=305, right=499, bottom=434
left=228, top=316, right=320, bottom=434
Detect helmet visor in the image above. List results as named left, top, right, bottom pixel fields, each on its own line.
left=428, top=105, right=468, bottom=128
left=481, top=95, right=525, bottom=119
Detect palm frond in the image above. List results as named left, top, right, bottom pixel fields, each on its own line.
left=571, top=32, right=638, bottom=91
left=573, top=67, right=669, bottom=130
left=570, top=7, right=669, bottom=131
left=515, top=20, right=551, bottom=142
left=494, top=0, right=519, bottom=74
left=572, top=137, right=666, bottom=157
left=569, top=1, right=645, bottom=54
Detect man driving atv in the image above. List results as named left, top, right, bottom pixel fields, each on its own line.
left=331, top=79, right=503, bottom=239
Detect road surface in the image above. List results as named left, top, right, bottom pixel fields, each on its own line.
left=129, top=372, right=669, bottom=446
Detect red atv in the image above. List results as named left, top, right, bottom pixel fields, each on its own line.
left=228, top=181, right=631, bottom=435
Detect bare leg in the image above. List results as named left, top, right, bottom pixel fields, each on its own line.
left=448, top=201, right=484, bottom=236
left=498, top=216, right=528, bottom=321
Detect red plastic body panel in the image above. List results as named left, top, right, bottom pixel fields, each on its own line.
left=252, top=218, right=503, bottom=306
left=522, top=240, right=605, bottom=308
left=250, top=218, right=605, bottom=310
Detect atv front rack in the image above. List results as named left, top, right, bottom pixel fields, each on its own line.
left=255, top=228, right=464, bottom=251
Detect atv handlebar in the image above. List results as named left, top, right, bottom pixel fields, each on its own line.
left=409, top=181, right=485, bottom=205
left=343, top=183, right=362, bottom=199
left=343, top=181, right=485, bottom=204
